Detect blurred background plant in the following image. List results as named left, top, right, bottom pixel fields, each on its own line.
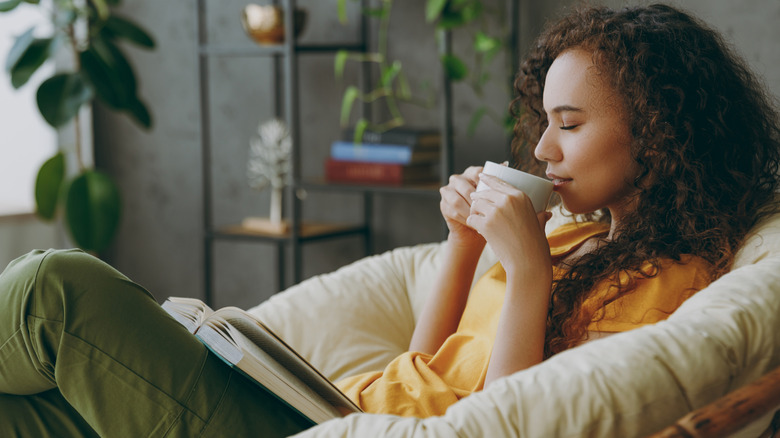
left=1, top=0, right=155, bottom=254
left=335, top=0, right=514, bottom=141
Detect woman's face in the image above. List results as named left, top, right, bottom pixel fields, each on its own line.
left=534, top=49, right=639, bottom=220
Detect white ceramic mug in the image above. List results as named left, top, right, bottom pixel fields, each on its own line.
left=476, top=161, right=554, bottom=213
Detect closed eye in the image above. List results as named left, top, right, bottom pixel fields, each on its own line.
left=560, top=124, right=578, bottom=130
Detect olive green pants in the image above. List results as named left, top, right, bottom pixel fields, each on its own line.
left=0, top=249, right=311, bottom=437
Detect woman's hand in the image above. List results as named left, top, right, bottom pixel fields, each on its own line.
left=467, top=173, right=552, bottom=285
left=439, top=166, right=486, bottom=249
left=470, top=172, right=555, bottom=385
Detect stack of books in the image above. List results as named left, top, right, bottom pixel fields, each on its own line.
left=324, top=127, right=441, bottom=186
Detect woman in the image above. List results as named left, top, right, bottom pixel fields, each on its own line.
left=335, top=2, right=780, bottom=418
left=1, top=3, right=778, bottom=437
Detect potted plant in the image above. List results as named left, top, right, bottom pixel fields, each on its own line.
left=1, top=0, right=155, bottom=254
left=335, top=0, right=515, bottom=140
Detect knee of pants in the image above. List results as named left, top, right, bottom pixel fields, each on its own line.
left=21, top=249, right=154, bottom=323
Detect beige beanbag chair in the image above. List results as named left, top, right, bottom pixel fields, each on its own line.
left=248, top=208, right=780, bottom=437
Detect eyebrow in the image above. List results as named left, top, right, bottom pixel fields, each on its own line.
left=549, top=105, right=584, bottom=114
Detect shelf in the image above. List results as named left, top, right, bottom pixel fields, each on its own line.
left=298, top=179, right=442, bottom=197
left=199, top=42, right=366, bottom=58
left=212, top=222, right=368, bottom=242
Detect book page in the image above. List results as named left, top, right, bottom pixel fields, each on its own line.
left=213, top=307, right=362, bottom=414
left=198, top=321, right=340, bottom=424
left=161, top=297, right=215, bottom=334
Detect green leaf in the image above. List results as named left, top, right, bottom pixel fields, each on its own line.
left=80, top=38, right=139, bottom=107
left=80, top=46, right=129, bottom=108
left=441, top=54, right=467, bottom=81
left=36, top=73, right=93, bottom=127
left=5, top=27, right=34, bottom=73
left=34, top=152, right=65, bottom=220
left=334, top=50, right=349, bottom=79
left=362, top=7, right=388, bottom=18
left=89, top=0, right=109, bottom=20
left=103, top=15, right=155, bottom=49
left=65, top=170, right=122, bottom=253
left=474, top=31, right=499, bottom=53
left=340, top=85, right=360, bottom=127
left=503, top=111, right=516, bottom=134
left=467, top=106, right=487, bottom=136
left=460, top=1, right=482, bottom=22
left=9, top=37, right=56, bottom=89
left=353, top=118, right=369, bottom=144
left=437, top=0, right=482, bottom=29
left=337, top=0, right=347, bottom=24
left=425, top=0, right=447, bottom=22
left=22, top=0, right=40, bottom=4
left=127, top=98, right=152, bottom=128
left=0, top=0, right=23, bottom=12
left=380, top=60, right=401, bottom=89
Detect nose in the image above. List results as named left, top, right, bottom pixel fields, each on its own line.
left=534, top=126, right=562, bottom=163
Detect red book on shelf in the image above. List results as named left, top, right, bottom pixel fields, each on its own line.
left=324, top=159, right=439, bottom=186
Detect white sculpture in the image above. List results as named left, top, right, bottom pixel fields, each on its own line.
left=246, top=118, right=292, bottom=230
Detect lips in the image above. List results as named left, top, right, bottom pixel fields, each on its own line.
left=546, top=173, right=572, bottom=189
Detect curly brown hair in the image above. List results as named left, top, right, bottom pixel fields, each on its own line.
left=511, top=4, right=780, bottom=357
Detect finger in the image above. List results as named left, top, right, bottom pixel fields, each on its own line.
left=440, top=186, right=471, bottom=223
left=536, top=210, right=553, bottom=232
left=462, top=165, right=483, bottom=183
left=447, top=173, right=480, bottom=199
left=477, top=173, right=518, bottom=195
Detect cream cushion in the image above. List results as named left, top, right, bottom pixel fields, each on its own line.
left=247, top=207, right=780, bottom=437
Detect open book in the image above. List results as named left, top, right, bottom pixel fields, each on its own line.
left=161, top=297, right=362, bottom=425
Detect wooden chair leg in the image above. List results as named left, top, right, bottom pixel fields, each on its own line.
left=647, top=365, right=780, bottom=438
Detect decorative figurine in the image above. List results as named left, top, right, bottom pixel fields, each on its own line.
left=245, top=118, right=292, bottom=232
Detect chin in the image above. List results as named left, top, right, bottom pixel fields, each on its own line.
left=559, top=198, right=600, bottom=216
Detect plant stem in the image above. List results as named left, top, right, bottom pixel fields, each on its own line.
left=376, top=0, right=403, bottom=127
left=69, top=21, right=86, bottom=172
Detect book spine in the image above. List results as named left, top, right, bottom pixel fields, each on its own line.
left=343, top=130, right=423, bottom=146
left=330, top=141, right=413, bottom=164
left=325, top=159, right=405, bottom=185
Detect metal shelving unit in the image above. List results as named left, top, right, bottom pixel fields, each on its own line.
left=196, top=0, right=521, bottom=306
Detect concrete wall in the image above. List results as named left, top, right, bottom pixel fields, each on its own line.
left=79, top=0, right=779, bottom=309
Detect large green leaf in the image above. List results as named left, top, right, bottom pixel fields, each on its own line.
left=65, top=170, right=122, bottom=253
left=10, top=37, right=57, bottom=89
left=0, top=0, right=22, bottom=12
left=103, top=15, right=155, bottom=49
left=5, top=27, right=34, bottom=72
left=127, top=98, right=152, bottom=128
left=36, top=73, right=93, bottom=127
left=441, top=54, right=467, bottom=81
left=34, top=152, right=65, bottom=220
left=80, top=45, right=130, bottom=108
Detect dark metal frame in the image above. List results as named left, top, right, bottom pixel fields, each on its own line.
left=197, top=0, right=520, bottom=306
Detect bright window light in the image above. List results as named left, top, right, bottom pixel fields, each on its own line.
left=0, top=5, right=57, bottom=216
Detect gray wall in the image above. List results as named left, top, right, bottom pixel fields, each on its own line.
left=88, top=0, right=779, bottom=309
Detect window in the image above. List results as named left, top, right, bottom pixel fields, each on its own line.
left=0, top=5, right=57, bottom=216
